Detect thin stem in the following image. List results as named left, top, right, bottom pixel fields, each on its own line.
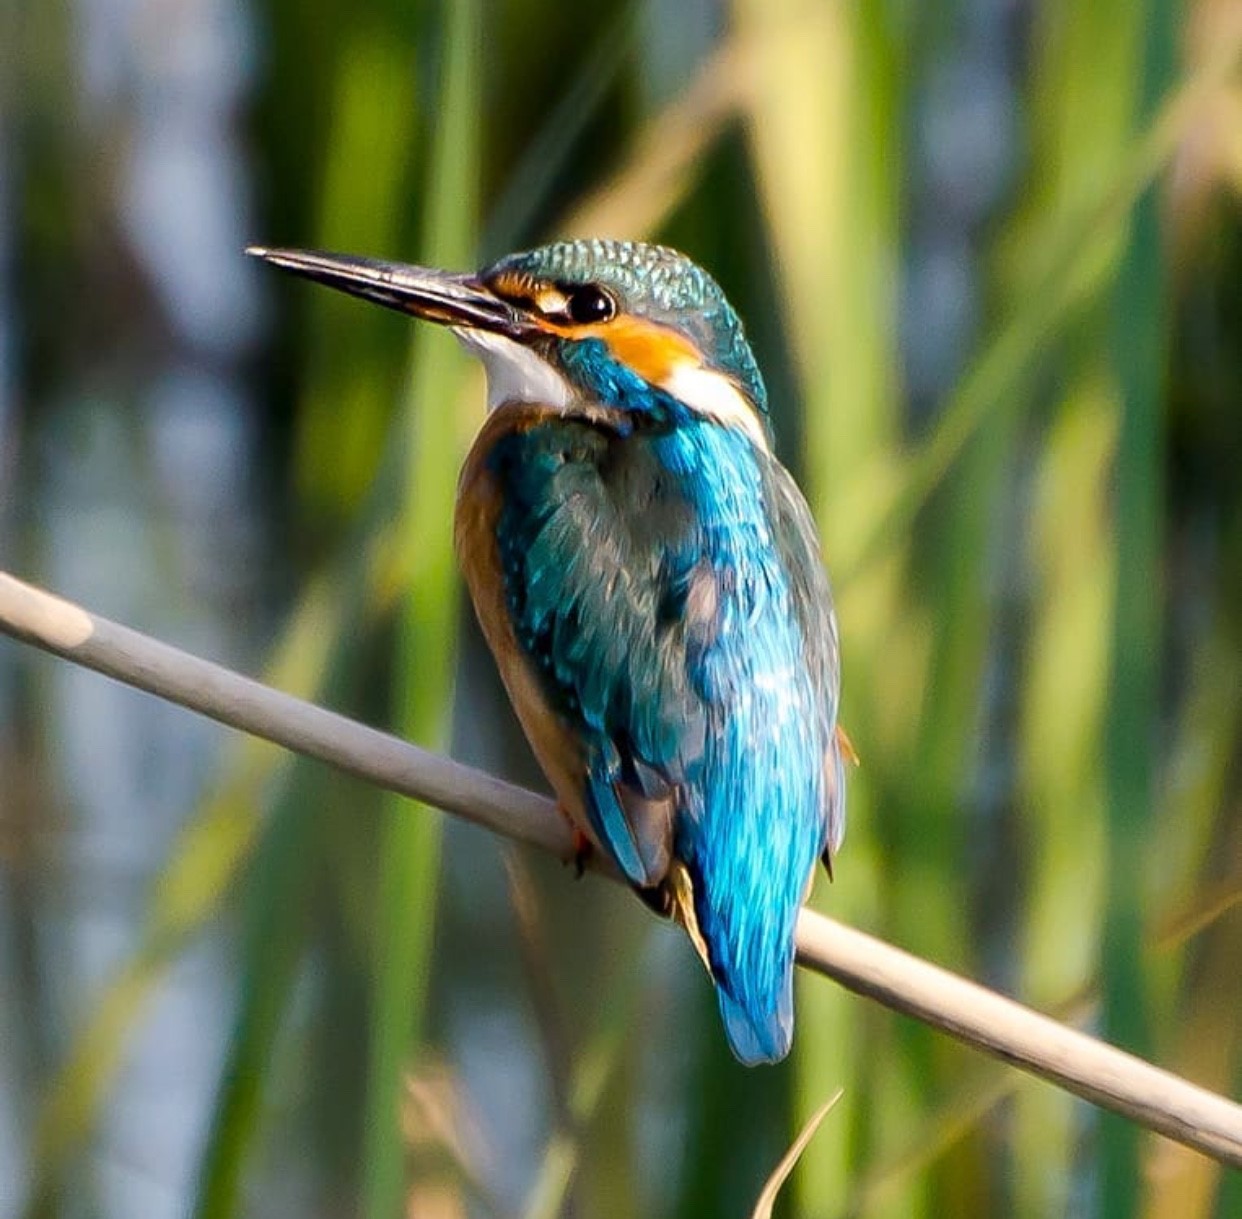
left=2, top=570, right=1240, bottom=1169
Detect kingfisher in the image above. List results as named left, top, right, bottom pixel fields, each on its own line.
left=249, top=239, right=849, bottom=1065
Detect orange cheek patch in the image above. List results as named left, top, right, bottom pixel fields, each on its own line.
left=547, top=315, right=702, bottom=381
left=600, top=317, right=701, bottom=382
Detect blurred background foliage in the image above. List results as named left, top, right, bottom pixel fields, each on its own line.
left=1, top=0, right=1241, bottom=1216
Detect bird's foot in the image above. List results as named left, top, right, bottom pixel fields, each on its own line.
left=571, top=827, right=593, bottom=878
left=637, top=883, right=672, bottom=919
left=555, top=806, right=593, bottom=877
left=549, top=803, right=593, bottom=876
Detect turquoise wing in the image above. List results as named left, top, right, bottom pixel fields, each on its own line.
left=764, top=458, right=847, bottom=857
left=486, top=417, right=707, bottom=888
left=482, top=412, right=843, bottom=1064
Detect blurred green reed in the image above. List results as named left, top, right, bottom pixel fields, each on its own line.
left=363, top=4, right=481, bottom=1216
left=12, top=1, right=1242, bottom=1217
left=1098, top=4, right=1174, bottom=1212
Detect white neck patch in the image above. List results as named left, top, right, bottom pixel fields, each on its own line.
left=659, top=362, right=770, bottom=452
left=452, top=328, right=573, bottom=412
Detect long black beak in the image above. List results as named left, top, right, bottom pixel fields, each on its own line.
left=246, top=246, right=526, bottom=337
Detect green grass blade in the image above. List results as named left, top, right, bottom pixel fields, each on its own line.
left=296, top=26, right=421, bottom=519
left=734, top=0, right=905, bottom=1212
left=482, top=2, right=639, bottom=256
left=1098, top=2, right=1177, bottom=1209
left=191, top=785, right=323, bottom=1219
left=361, top=3, right=481, bottom=1216
left=831, top=32, right=1242, bottom=591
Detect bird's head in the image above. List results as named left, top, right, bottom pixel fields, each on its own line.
left=249, top=239, right=772, bottom=450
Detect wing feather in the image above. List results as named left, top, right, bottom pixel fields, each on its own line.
left=465, top=412, right=705, bottom=887
left=761, top=459, right=847, bottom=856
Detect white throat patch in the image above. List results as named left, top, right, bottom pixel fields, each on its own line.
left=452, top=328, right=573, bottom=412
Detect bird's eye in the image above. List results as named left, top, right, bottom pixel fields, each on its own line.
left=564, top=284, right=616, bottom=325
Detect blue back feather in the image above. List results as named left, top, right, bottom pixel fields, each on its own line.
left=487, top=404, right=832, bottom=1063
left=653, top=423, right=826, bottom=1064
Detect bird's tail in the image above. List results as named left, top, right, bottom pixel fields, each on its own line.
left=717, top=972, right=794, bottom=1065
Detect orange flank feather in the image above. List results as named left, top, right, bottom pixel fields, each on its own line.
left=453, top=404, right=598, bottom=863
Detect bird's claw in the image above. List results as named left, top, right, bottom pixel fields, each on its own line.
left=571, top=828, right=592, bottom=878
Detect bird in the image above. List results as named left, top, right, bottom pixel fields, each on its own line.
left=249, top=238, right=849, bottom=1065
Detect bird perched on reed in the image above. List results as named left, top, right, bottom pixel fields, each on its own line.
left=251, top=238, right=849, bottom=1064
